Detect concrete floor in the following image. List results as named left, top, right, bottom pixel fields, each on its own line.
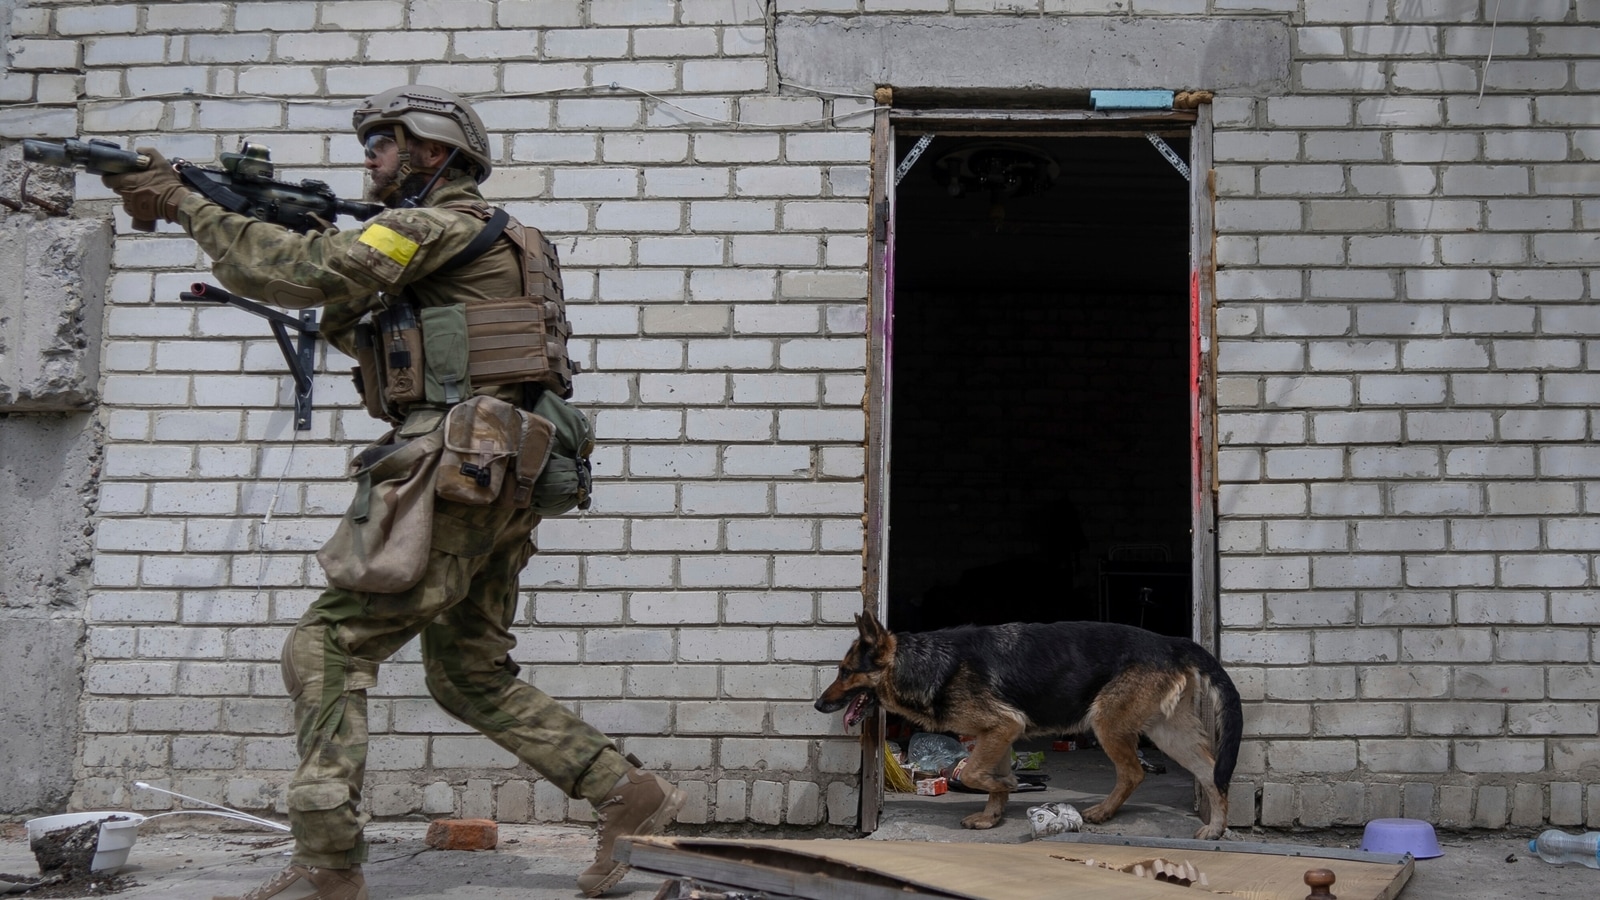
left=872, top=741, right=1593, bottom=900
left=1, top=746, right=1592, bottom=899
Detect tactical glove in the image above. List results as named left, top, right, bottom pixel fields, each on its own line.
left=102, top=148, right=190, bottom=230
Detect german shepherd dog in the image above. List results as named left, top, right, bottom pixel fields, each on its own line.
left=815, top=612, right=1243, bottom=839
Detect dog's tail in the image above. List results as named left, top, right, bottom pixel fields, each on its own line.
left=1184, top=644, right=1244, bottom=795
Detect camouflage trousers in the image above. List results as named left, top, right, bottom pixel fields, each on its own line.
left=280, top=499, right=630, bottom=869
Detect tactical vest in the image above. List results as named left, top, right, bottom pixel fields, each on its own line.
left=350, top=203, right=578, bottom=424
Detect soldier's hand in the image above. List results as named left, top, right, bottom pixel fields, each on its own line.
left=102, top=148, right=190, bottom=227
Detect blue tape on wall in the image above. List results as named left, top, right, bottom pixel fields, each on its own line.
left=1090, top=90, right=1176, bottom=110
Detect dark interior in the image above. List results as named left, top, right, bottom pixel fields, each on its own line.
left=885, top=131, right=1195, bottom=638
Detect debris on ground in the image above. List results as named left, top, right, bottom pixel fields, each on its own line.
left=0, top=819, right=137, bottom=897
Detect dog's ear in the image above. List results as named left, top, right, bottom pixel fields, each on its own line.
left=859, top=610, right=887, bottom=642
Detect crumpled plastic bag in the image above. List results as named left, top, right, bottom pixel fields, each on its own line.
left=906, top=733, right=968, bottom=777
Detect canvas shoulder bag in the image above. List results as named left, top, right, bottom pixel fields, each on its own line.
left=317, top=425, right=446, bottom=593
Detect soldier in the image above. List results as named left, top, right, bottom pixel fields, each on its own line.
left=102, top=86, right=684, bottom=900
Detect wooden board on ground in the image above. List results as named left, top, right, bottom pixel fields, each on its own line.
left=620, top=835, right=1413, bottom=900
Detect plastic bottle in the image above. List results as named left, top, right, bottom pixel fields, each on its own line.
left=1526, top=829, right=1600, bottom=868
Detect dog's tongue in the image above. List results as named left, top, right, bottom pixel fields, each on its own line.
left=843, top=694, right=866, bottom=727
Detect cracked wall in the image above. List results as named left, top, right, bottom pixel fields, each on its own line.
left=0, top=139, right=111, bottom=814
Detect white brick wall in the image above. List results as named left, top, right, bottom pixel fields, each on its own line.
left=6, top=0, right=1597, bottom=831
left=0, top=0, right=876, bottom=826
left=1214, top=0, right=1600, bottom=830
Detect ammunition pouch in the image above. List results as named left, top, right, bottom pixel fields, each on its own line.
left=438, top=395, right=528, bottom=506
left=376, top=303, right=425, bottom=407
left=420, top=304, right=470, bottom=406
left=434, top=394, right=580, bottom=513
left=526, top=389, right=594, bottom=517
left=351, top=325, right=386, bottom=420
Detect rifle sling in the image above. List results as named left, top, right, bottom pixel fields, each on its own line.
left=435, top=207, right=510, bottom=275
left=179, top=167, right=256, bottom=218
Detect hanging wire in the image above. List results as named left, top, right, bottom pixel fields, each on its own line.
left=250, top=414, right=300, bottom=607
left=133, top=782, right=291, bottom=832
left=5, top=82, right=888, bottom=130
left=1476, top=0, right=1503, bottom=106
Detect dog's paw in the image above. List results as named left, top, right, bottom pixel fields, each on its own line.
left=1193, top=824, right=1229, bottom=841
left=961, top=811, right=1003, bottom=830
left=1080, top=803, right=1114, bottom=824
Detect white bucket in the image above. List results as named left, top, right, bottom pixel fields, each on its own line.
left=24, top=811, right=146, bottom=874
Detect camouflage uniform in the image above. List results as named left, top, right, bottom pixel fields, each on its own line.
left=175, top=179, right=631, bottom=869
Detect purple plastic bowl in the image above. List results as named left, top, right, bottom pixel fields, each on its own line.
left=1360, top=818, right=1443, bottom=859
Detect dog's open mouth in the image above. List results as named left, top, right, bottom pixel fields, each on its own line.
left=843, top=691, right=875, bottom=728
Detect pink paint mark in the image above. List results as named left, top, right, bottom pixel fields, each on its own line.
left=1190, top=268, right=1202, bottom=515
left=883, top=231, right=895, bottom=373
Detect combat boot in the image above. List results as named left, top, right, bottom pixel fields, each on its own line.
left=577, top=768, right=686, bottom=897
left=214, top=863, right=368, bottom=900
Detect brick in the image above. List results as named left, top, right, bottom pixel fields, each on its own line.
left=736, top=166, right=824, bottom=197
left=726, top=519, right=814, bottom=551
left=1264, top=666, right=1356, bottom=701
left=1391, top=131, right=1479, bottom=163
left=1263, top=378, right=1351, bottom=409
left=1406, top=411, right=1496, bottom=442
left=772, top=555, right=860, bottom=590
left=1245, top=703, right=1312, bottom=737
left=680, top=555, right=769, bottom=588
left=1502, top=554, right=1590, bottom=587
left=1497, top=269, right=1586, bottom=300
left=1355, top=97, right=1443, bottom=128
left=1509, top=783, right=1546, bottom=827
left=1265, top=740, right=1357, bottom=774
left=714, top=779, right=748, bottom=822
left=1496, top=628, right=1591, bottom=662
left=1456, top=740, right=1546, bottom=773
left=747, top=780, right=784, bottom=825
left=684, top=59, right=769, bottom=93
left=171, top=736, right=239, bottom=768
left=1551, top=593, right=1600, bottom=625
left=1311, top=411, right=1401, bottom=444
left=1221, top=630, right=1312, bottom=664
left=425, top=818, right=498, bottom=851
left=1308, top=269, right=1395, bottom=300
left=1508, top=703, right=1600, bottom=736
left=787, top=781, right=823, bottom=825
left=1260, top=782, right=1294, bottom=826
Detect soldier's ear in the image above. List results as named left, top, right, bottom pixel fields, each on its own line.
left=411, top=138, right=450, bottom=167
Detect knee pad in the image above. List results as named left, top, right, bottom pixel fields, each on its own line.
left=281, top=628, right=304, bottom=698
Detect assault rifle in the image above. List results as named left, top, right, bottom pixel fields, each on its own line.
left=23, top=138, right=383, bottom=233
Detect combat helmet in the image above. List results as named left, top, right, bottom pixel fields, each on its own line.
left=353, top=85, right=493, bottom=183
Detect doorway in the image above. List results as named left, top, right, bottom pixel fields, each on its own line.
left=884, top=127, right=1201, bottom=638
left=856, top=109, right=1218, bottom=832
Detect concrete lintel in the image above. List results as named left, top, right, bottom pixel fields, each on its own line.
left=775, top=15, right=1291, bottom=97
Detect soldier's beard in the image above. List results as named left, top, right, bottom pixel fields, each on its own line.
left=365, top=164, right=399, bottom=203
left=367, top=168, right=442, bottom=207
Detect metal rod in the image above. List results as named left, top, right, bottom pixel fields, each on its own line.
left=180, top=282, right=319, bottom=430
